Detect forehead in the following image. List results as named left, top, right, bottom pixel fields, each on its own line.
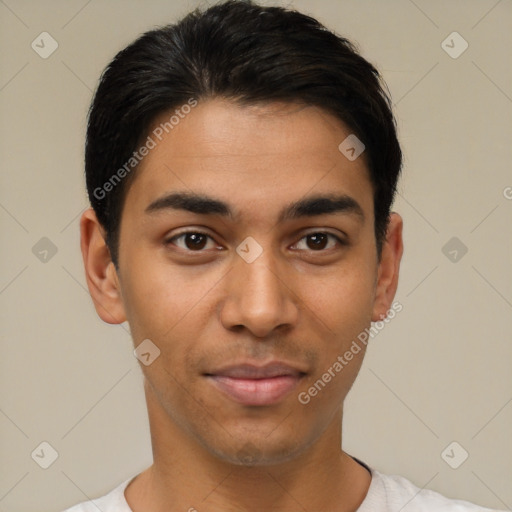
left=123, top=98, right=373, bottom=222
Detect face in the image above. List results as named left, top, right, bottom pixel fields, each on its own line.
left=83, top=98, right=402, bottom=467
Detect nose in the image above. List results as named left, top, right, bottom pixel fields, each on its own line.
left=220, top=247, right=299, bottom=338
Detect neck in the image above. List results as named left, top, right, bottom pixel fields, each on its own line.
left=125, top=384, right=371, bottom=512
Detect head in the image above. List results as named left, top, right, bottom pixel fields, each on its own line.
left=81, top=0, right=403, bottom=467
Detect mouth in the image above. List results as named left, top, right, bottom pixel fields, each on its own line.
left=204, top=362, right=307, bottom=406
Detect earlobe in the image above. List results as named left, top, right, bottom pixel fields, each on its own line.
left=80, top=208, right=127, bottom=324
left=371, top=212, right=404, bottom=322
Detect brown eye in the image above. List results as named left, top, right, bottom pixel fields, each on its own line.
left=292, top=232, right=344, bottom=252
left=167, top=231, right=217, bottom=251
left=306, top=233, right=329, bottom=250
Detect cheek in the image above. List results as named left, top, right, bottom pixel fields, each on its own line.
left=295, top=250, right=376, bottom=398
left=119, top=250, right=219, bottom=343
left=299, top=260, right=376, bottom=337
left=121, top=263, right=214, bottom=425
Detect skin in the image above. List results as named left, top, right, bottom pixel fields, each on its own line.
left=81, top=98, right=403, bottom=512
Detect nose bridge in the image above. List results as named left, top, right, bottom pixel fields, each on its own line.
left=221, top=239, right=298, bottom=337
left=237, top=245, right=284, bottom=311
left=242, top=252, right=282, bottom=299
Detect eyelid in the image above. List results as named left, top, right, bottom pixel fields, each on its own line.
left=299, top=228, right=347, bottom=241
left=168, top=228, right=213, bottom=239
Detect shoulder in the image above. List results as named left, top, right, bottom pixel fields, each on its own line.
left=360, top=468, right=501, bottom=511
left=60, top=476, right=135, bottom=512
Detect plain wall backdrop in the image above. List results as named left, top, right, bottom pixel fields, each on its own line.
left=0, top=1, right=511, bottom=511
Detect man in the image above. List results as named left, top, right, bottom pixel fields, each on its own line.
left=64, top=1, right=502, bottom=510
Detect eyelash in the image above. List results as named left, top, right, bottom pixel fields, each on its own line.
left=165, top=230, right=347, bottom=253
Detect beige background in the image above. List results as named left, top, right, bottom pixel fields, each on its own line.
left=1, top=1, right=511, bottom=511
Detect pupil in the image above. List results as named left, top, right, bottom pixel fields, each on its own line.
left=187, top=233, right=206, bottom=250
left=309, top=233, right=327, bottom=250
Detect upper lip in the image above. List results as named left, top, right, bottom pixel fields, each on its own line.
left=206, top=362, right=306, bottom=379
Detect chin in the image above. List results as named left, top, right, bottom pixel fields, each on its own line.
left=203, top=431, right=311, bottom=467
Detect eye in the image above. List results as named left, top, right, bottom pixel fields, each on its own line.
left=166, top=230, right=345, bottom=253
left=166, top=231, right=220, bottom=251
left=292, top=232, right=345, bottom=251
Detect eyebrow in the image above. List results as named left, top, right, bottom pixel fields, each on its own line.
left=145, top=191, right=365, bottom=223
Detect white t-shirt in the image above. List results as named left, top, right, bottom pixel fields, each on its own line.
left=62, top=463, right=503, bottom=512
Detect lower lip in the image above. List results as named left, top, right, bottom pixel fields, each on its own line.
left=207, top=375, right=302, bottom=406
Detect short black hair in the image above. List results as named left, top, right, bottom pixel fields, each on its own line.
left=85, top=0, right=402, bottom=266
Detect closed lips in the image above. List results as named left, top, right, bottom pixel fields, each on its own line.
left=205, top=362, right=306, bottom=406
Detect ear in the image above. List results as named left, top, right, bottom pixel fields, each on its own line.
left=371, top=212, right=403, bottom=321
left=80, top=208, right=127, bottom=324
